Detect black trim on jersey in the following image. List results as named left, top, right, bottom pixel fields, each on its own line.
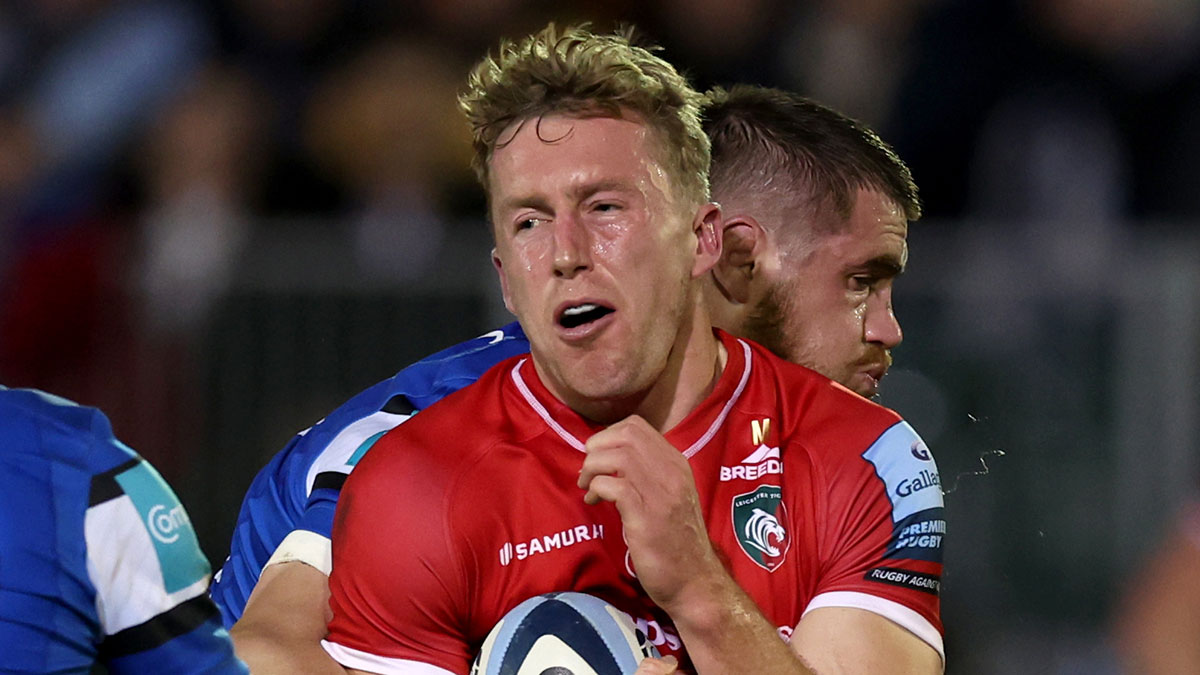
left=97, top=595, right=220, bottom=660
left=381, top=394, right=416, bottom=416
left=312, top=471, right=348, bottom=492
left=88, top=458, right=141, bottom=506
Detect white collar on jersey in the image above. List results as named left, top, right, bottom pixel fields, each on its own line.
left=509, top=338, right=753, bottom=459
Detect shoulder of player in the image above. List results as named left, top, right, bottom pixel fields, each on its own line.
left=297, top=334, right=528, bottom=451
left=405, top=323, right=529, bottom=371
left=385, top=323, right=530, bottom=404
left=745, top=342, right=899, bottom=425
left=0, top=388, right=107, bottom=440
left=744, top=346, right=912, bottom=461
left=0, top=389, right=137, bottom=475
left=788, top=404, right=935, bottom=494
left=347, top=360, right=518, bottom=474
left=793, top=393, right=912, bottom=468
left=267, top=376, right=419, bottom=490
left=279, top=350, right=526, bottom=501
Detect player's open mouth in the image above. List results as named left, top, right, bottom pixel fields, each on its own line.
left=556, top=302, right=615, bottom=330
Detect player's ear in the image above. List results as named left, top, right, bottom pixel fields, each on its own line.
left=710, top=213, right=764, bottom=304
left=491, top=248, right=516, bottom=315
left=690, top=202, right=722, bottom=279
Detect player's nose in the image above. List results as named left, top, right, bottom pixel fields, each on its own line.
left=552, top=215, right=592, bottom=278
left=864, top=293, right=902, bottom=348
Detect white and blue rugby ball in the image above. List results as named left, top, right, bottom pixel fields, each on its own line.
left=470, top=592, right=659, bottom=675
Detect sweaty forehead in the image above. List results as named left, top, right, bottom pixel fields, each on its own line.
left=811, top=191, right=908, bottom=270
left=487, top=113, right=681, bottom=206
left=849, top=189, right=907, bottom=239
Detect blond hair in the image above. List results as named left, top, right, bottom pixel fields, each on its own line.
left=460, top=23, right=710, bottom=207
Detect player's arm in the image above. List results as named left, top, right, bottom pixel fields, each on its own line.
left=580, top=416, right=817, bottom=674
left=581, top=416, right=942, bottom=674
left=88, top=456, right=248, bottom=674
left=786, top=420, right=945, bottom=673
left=322, top=432, right=475, bottom=674
left=791, top=607, right=940, bottom=672
left=230, top=556, right=344, bottom=674
left=225, top=403, right=415, bottom=670
left=1114, top=505, right=1200, bottom=673
left=226, top=456, right=347, bottom=673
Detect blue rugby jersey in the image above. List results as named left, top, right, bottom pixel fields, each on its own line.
left=0, top=387, right=246, bottom=673
left=210, top=323, right=529, bottom=627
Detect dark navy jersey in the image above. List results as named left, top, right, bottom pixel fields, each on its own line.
left=210, top=323, right=530, bottom=627
left=0, top=387, right=246, bottom=673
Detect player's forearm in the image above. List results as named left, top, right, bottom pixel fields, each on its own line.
left=665, top=570, right=815, bottom=675
left=231, top=622, right=346, bottom=675
left=230, top=561, right=344, bottom=674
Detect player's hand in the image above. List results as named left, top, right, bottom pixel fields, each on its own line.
left=578, top=416, right=724, bottom=612
left=634, top=655, right=679, bottom=674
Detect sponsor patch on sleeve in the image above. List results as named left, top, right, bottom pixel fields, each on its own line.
left=864, top=566, right=941, bottom=595
left=862, top=422, right=945, bottom=563
left=114, top=459, right=210, bottom=594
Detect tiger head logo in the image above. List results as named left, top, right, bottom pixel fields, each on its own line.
left=731, top=485, right=791, bottom=572
left=744, top=508, right=786, bottom=557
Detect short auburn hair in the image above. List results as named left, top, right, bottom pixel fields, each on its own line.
left=704, top=85, right=920, bottom=228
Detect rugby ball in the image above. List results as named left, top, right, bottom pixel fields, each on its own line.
left=470, top=592, right=659, bottom=675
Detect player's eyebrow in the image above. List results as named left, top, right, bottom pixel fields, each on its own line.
left=497, top=180, right=635, bottom=215
left=497, top=194, right=552, bottom=215
left=857, top=256, right=905, bottom=278
left=570, top=179, right=636, bottom=202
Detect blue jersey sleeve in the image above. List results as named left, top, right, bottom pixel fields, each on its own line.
left=210, top=323, right=529, bottom=627
left=0, top=388, right=246, bottom=673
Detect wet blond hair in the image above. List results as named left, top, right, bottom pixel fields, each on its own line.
left=459, top=23, right=710, bottom=208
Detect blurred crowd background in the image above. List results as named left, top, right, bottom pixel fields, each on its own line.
left=1, top=0, right=1198, bottom=673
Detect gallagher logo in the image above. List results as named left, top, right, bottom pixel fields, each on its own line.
left=896, top=469, right=940, bottom=498
left=731, top=485, right=790, bottom=572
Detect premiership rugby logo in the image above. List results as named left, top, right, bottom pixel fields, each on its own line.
left=731, top=485, right=790, bottom=572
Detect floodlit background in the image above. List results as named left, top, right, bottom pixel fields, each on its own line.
left=1, top=1, right=1198, bottom=672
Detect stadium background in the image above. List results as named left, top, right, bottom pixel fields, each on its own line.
left=0, top=0, right=1197, bottom=672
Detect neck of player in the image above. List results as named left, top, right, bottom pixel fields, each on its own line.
left=557, top=303, right=727, bottom=431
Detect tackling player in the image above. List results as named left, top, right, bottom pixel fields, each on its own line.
left=321, top=23, right=942, bottom=674
left=0, top=387, right=246, bottom=673
left=218, top=87, right=921, bottom=675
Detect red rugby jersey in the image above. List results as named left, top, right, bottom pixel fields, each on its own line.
left=324, top=331, right=944, bottom=674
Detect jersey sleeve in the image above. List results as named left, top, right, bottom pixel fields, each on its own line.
left=212, top=399, right=419, bottom=627
left=323, top=430, right=473, bottom=674
left=267, top=404, right=419, bottom=576
left=806, top=420, right=945, bottom=660
left=86, top=454, right=247, bottom=673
